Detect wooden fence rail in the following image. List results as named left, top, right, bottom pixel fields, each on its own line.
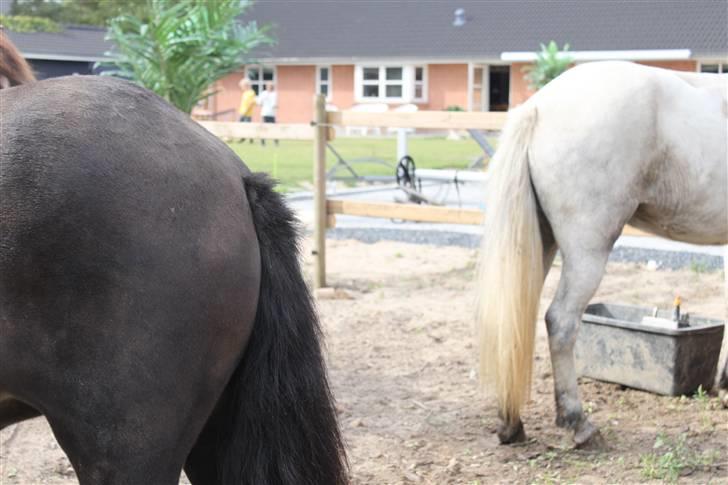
left=198, top=120, right=315, bottom=140
left=198, top=95, right=654, bottom=288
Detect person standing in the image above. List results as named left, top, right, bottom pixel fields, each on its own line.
left=237, top=79, right=256, bottom=143
left=258, top=82, right=278, bottom=146
left=238, top=78, right=256, bottom=122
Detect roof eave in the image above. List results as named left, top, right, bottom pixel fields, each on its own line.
left=501, top=49, right=693, bottom=62
left=249, top=55, right=505, bottom=65
left=23, top=52, right=110, bottom=63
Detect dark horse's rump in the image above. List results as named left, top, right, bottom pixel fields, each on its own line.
left=0, top=76, right=346, bottom=484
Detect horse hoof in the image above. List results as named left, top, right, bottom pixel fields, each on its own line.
left=497, top=419, right=527, bottom=444
left=574, top=423, right=606, bottom=451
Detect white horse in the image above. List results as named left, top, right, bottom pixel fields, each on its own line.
left=477, top=61, right=727, bottom=448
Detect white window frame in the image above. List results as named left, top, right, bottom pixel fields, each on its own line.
left=354, top=64, right=428, bottom=103
left=316, top=65, right=333, bottom=101
left=412, top=65, right=427, bottom=102
left=245, top=65, right=277, bottom=95
left=698, top=60, right=727, bottom=73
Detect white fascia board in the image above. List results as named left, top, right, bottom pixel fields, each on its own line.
left=501, top=49, right=692, bottom=62
left=258, top=56, right=502, bottom=66
left=23, top=52, right=110, bottom=62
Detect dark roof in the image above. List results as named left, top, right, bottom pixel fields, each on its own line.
left=7, top=25, right=111, bottom=61
left=6, top=1, right=726, bottom=63
left=246, top=0, right=727, bottom=60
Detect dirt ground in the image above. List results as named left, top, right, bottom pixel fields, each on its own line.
left=1, top=239, right=726, bottom=484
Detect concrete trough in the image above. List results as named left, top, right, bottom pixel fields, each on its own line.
left=575, top=303, right=725, bottom=396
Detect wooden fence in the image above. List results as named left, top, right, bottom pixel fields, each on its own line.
left=201, top=95, right=651, bottom=289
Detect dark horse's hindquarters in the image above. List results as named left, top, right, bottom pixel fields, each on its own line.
left=0, top=76, right=346, bottom=484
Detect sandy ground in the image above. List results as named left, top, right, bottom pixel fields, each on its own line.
left=1, top=239, right=726, bottom=484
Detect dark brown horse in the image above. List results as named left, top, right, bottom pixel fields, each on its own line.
left=0, top=75, right=347, bottom=484
left=0, top=30, right=36, bottom=88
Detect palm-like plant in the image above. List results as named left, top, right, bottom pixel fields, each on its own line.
left=523, top=41, right=573, bottom=91
left=102, top=0, right=271, bottom=114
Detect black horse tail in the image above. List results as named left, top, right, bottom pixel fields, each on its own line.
left=220, top=173, right=347, bottom=484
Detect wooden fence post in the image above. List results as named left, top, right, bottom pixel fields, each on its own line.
left=313, top=94, right=327, bottom=288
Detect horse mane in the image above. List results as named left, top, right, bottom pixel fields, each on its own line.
left=0, top=30, right=36, bottom=87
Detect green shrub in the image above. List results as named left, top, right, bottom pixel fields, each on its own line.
left=101, top=0, right=271, bottom=114
left=0, top=14, right=62, bottom=33
left=523, top=41, right=573, bottom=90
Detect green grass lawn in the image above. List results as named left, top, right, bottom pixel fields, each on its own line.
left=228, top=136, right=488, bottom=191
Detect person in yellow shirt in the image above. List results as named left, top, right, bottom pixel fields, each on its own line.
left=238, top=79, right=256, bottom=122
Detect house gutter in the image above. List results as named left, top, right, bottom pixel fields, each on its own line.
left=501, top=49, right=692, bottom=62
left=253, top=56, right=504, bottom=65
left=22, top=52, right=110, bottom=62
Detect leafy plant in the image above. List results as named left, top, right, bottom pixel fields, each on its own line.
left=0, top=14, right=61, bottom=32
left=523, top=41, right=573, bottom=90
left=445, top=105, right=464, bottom=112
left=101, top=0, right=271, bottom=114
left=640, top=433, right=719, bottom=483
left=693, top=384, right=708, bottom=402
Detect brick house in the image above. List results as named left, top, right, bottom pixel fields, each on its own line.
left=207, top=0, right=727, bottom=123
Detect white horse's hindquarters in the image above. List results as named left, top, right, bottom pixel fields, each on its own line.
left=527, top=61, right=727, bottom=246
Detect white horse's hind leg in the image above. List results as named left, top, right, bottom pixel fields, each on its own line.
left=545, top=247, right=611, bottom=448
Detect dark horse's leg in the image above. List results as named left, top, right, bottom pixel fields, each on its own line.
left=0, top=398, right=40, bottom=430
left=183, top=396, right=228, bottom=485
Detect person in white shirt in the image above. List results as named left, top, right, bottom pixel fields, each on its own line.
left=257, top=82, right=278, bottom=146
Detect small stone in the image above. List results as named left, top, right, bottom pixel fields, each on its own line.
left=403, top=472, right=422, bottom=482
left=446, top=457, right=461, bottom=473
left=348, top=418, right=365, bottom=428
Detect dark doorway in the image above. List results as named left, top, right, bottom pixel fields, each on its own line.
left=489, top=65, right=510, bottom=111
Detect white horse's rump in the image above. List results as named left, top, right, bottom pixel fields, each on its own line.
left=477, top=61, right=727, bottom=446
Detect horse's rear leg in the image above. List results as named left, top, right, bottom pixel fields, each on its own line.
left=44, top=414, right=185, bottom=485
left=545, top=248, right=610, bottom=449
left=0, top=398, right=40, bottom=430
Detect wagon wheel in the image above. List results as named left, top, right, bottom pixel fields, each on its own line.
left=396, top=155, right=421, bottom=190
left=395, top=155, right=425, bottom=207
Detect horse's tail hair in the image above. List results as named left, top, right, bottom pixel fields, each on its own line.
left=220, top=172, right=347, bottom=484
left=476, top=102, right=543, bottom=429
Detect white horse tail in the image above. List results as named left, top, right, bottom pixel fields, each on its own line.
left=477, top=102, right=543, bottom=428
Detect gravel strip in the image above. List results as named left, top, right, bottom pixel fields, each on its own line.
left=326, top=227, right=724, bottom=272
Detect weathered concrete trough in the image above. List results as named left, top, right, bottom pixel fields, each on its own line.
left=575, top=303, right=725, bottom=396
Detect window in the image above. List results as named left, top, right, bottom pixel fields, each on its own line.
left=362, top=67, right=380, bottom=98
left=355, top=65, right=427, bottom=102
left=384, top=67, right=403, bottom=98
left=413, top=66, right=425, bottom=101
left=245, top=65, right=276, bottom=94
left=700, top=63, right=726, bottom=73
left=317, top=66, right=332, bottom=99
